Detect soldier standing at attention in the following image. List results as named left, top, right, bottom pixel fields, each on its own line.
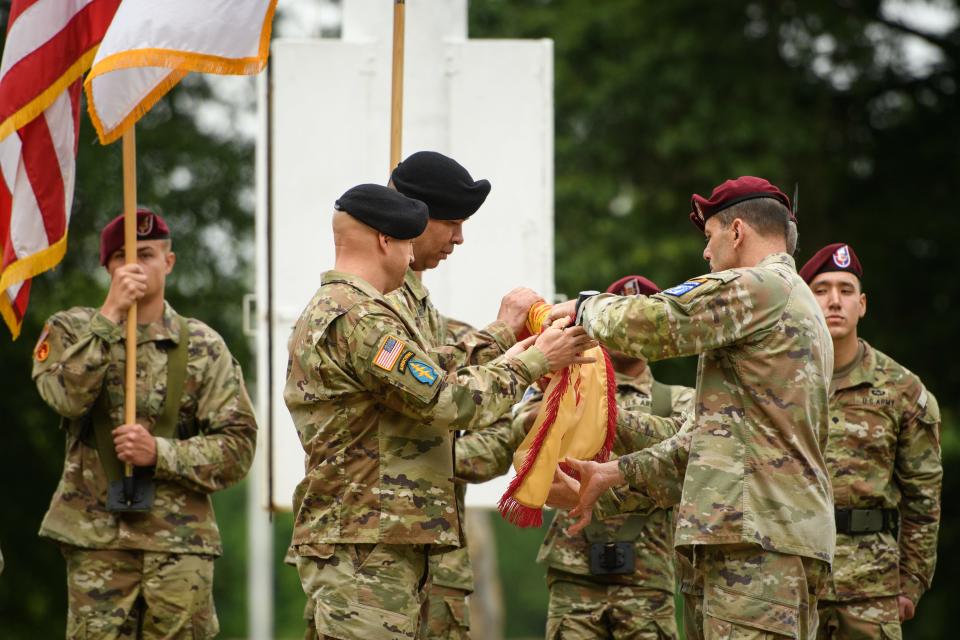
left=554, top=177, right=836, bottom=639
left=388, top=150, right=541, bottom=640
left=32, top=208, right=258, bottom=639
left=285, top=184, right=594, bottom=640
left=799, top=243, right=941, bottom=640
left=535, top=275, right=693, bottom=640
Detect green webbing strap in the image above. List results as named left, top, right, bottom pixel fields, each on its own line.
left=91, top=316, right=190, bottom=481
left=650, top=380, right=673, bottom=418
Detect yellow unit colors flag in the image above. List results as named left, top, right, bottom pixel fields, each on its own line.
left=84, top=0, right=277, bottom=144
left=499, top=302, right=616, bottom=527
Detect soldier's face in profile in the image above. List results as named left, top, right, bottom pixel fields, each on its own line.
left=411, top=218, right=466, bottom=271
left=106, top=239, right=175, bottom=299
left=702, top=217, right=736, bottom=272
left=809, top=271, right=866, bottom=340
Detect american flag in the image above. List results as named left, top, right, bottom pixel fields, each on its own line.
left=0, top=0, right=120, bottom=338
left=374, top=336, right=404, bottom=371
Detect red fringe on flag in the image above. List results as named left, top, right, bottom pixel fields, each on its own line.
left=596, top=346, right=618, bottom=463
left=498, top=367, right=571, bottom=527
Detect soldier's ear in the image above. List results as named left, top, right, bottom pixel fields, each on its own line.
left=165, top=251, right=176, bottom=275
left=377, top=233, right=390, bottom=253
left=858, top=291, right=867, bottom=319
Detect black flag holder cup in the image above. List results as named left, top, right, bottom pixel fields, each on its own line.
left=107, top=472, right=155, bottom=512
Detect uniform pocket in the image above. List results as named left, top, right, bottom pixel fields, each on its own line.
left=443, top=594, right=471, bottom=629
left=879, top=622, right=903, bottom=640
left=705, top=585, right=799, bottom=638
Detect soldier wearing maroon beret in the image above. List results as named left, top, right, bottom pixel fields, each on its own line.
left=32, top=207, right=258, bottom=638
left=550, top=176, right=835, bottom=640
left=801, top=244, right=942, bottom=639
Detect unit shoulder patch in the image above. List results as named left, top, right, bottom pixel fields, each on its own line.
left=397, top=350, right=415, bottom=373
left=662, top=280, right=705, bottom=297
left=407, top=358, right=439, bottom=385
left=373, top=335, right=405, bottom=371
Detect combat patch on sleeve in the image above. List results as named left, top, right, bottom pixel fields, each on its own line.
left=397, top=350, right=415, bottom=373
left=662, top=279, right=704, bottom=297
left=407, top=358, right=440, bottom=386
left=33, top=324, right=51, bottom=362
left=373, top=335, right=406, bottom=371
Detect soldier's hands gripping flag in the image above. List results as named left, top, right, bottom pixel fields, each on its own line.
left=84, top=0, right=277, bottom=144
left=0, top=0, right=121, bottom=337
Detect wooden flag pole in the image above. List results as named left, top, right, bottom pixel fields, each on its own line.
left=390, top=0, right=405, bottom=172
left=121, top=127, right=138, bottom=488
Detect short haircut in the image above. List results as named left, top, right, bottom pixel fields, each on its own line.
left=713, top=197, right=791, bottom=242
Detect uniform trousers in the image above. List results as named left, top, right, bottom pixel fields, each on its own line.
left=62, top=546, right=218, bottom=640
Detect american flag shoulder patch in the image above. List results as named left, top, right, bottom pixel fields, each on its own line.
left=373, top=335, right=406, bottom=371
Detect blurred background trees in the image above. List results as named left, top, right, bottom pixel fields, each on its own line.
left=1, top=1, right=956, bottom=637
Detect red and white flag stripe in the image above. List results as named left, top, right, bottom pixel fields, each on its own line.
left=0, top=0, right=119, bottom=337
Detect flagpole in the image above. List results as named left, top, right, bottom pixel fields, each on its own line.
left=390, top=0, right=405, bottom=172
left=121, top=127, right=138, bottom=489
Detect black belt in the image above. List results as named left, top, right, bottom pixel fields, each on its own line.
left=835, top=508, right=898, bottom=535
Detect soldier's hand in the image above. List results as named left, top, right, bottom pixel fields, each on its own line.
left=101, top=264, right=148, bottom=323
left=547, top=299, right=576, bottom=324
left=898, top=595, right=915, bottom=622
left=497, top=287, right=543, bottom=337
left=545, top=468, right=580, bottom=510
left=504, top=334, right=537, bottom=358
left=534, top=317, right=596, bottom=371
left=113, top=423, right=158, bottom=467
left=564, top=457, right=625, bottom=535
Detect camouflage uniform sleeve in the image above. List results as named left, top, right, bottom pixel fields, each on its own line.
left=438, top=314, right=516, bottom=368
left=154, top=330, right=258, bottom=493
left=614, top=407, right=686, bottom=454
left=346, top=312, right=548, bottom=431
left=32, top=310, right=123, bottom=418
left=895, top=385, right=942, bottom=605
left=454, top=415, right=526, bottom=483
left=579, top=271, right=785, bottom=361
left=616, top=415, right=696, bottom=509
left=670, top=385, right=696, bottom=417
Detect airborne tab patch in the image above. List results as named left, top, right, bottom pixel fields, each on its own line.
left=662, top=280, right=704, bottom=297
left=407, top=358, right=439, bottom=385
left=373, top=335, right=405, bottom=371
left=397, top=350, right=415, bottom=373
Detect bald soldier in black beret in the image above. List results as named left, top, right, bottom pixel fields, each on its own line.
left=285, top=184, right=596, bottom=640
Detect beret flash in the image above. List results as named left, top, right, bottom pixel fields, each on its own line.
left=799, top=243, right=863, bottom=284
left=335, top=183, right=428, bottom=239
left=391, top=151, right=491, bottom=220
left=605, top=275, right=660, bottom=296
left=689, top=176, right=794, bottom=231
left=99, top=207, right=170, bottom=266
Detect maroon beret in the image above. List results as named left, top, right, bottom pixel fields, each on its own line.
left=799, top=243, right=862, bottom=284
left=689, top=176, right=794, bottom=231
left=99, top=208, right=171, bottom=266
left=605, top=275, right=660, bottom=296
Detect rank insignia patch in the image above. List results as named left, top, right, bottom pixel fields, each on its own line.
left=397, top=350, right=415, bottom=373
left=662, top=280, right=703, bottom=297
left=373, top=336, right=405, bottom=371
left=408, top=359, right=439, bottom=385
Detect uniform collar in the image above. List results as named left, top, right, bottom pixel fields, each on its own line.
left=615, top=366, right=653, bottom=396
left=832, top=339, right=877, bottom=391
left=403, top=267, right=430, bottom=302
left=757, top=252, right=797, bottom=271
left=322, top=270, right=388, bottom=302
left=135, top=301, right=182, bottom=345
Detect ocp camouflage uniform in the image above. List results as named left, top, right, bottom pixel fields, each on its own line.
left=580, top=253, right=835, bottom=639
left=32, top=303, right=258, bottom=639
left=390, top=269, right=517, bottom=640
left=817, top=340, right=941, bottom=640
left=537, top=369, right=693, bottom=640
left=285, top=270, right=544, bottom=640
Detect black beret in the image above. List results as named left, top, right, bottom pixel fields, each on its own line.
left=390, top=151, right=491, bottom=220
left=335, top=184, right=428, bottom=240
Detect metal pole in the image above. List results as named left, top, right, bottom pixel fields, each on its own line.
left=121, top=128, right=138, bottom=482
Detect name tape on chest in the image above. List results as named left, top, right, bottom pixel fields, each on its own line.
left=662, top=280, right=704, bottom=297
left=373, top=336, right=406, bottom=371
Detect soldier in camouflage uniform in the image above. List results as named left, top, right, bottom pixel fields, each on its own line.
left=556, top=177, right=836, bottom=639
left=537, top=275, right=694, bottom=640
left=799, top=243, right=942, bottom=640
left=388, top=151, right=544, bottom=640
left=285, top=184, right=594, bottom=640
left=32, top=208, right=258, bottom=639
